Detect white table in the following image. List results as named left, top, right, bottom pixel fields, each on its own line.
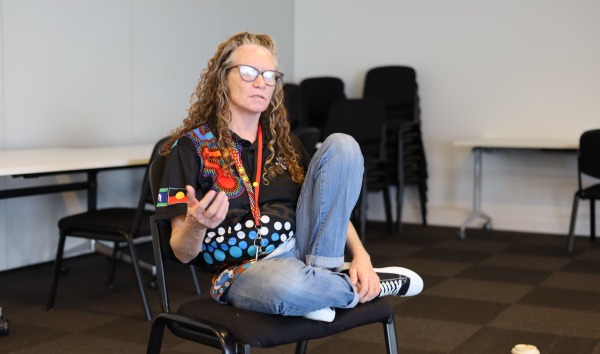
left=453, top=138, right=579, bottom=239
left=0, top=144, right=152, bottom=206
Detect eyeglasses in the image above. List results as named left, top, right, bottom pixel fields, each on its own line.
left=229, top=64, right=283, bottom=86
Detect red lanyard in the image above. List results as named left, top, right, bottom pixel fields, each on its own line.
left=227, top=124, right=263, bottom=227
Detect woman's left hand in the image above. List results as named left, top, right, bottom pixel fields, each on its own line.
left=348, top=257, right=381, bottom=303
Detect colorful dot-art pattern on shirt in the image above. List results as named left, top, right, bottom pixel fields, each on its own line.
left=184, top=124, right=292, bottom=269
left=202, top=214, right=293, bottom=265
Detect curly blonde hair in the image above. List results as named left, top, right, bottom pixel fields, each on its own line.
left=163, top=32, right=304, bottom=184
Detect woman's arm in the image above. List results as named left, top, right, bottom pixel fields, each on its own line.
left=170, top=186, right=229, bottom=263
left=345, top=222, right=381, bottom=303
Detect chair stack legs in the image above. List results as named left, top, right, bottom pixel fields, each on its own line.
left=590, top=200, right=596, bottom=242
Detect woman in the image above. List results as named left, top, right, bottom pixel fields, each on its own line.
left=156, top=32, right=422, bottom=322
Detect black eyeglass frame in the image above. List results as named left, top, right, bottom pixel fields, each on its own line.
left=228, top=64, right=284, bottom=86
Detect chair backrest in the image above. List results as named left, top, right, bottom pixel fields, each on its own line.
left=579, top=129, right=600, bottom=180
left=148, top=155, right=177, bottom=262
left=292, top=127, right=322, bottom=157
left=299, top=77, right=346, bottom=131
left=283, top=83, right=307, bottom=130
left=363, top=66, right=419, bottom=122
left=130, top=136, right=170, bottom=236
left=148, top=154, right=181, bottom=313
left=323, top=98, right=386, bottom=160
left=149, top=154, right=166, bottom=206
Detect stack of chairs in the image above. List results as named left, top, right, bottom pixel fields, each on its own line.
left=363, top=66, right=428, bottom=232
left=299, top=77, right=346, bottom=139
left=283, top=83, right=321, bottom=157
left=283, top=83, right=307, bottom=130
left=323, top=98, right=392, bottom=241
left=284, top=77, right=397, bottom=236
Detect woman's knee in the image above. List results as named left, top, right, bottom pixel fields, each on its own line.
left=320, top=133, right=363, bottom=164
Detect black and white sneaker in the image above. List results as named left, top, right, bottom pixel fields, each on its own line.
left=302, top=307, right=336, bottom=322
left=374, top=267, right=423, bottom=297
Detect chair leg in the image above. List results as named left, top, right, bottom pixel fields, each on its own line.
left=590, top=199, right=596, bottom=242
left=358, top=172, right=368, bottom=244
left=146, top=315, right=167, bottom=354
left=383, top=185, right=393, bottom=234
left=383, top=315, right=399, bottom=354
left=396, top=132, right=404, bottom=234
left=106, top=241, right=119, bottom=289
left=47, top=233, right=67, bottom=310
left=395, top=182, right=403, bottom=233
left=567, top=194, right=580, bottom=252
left=125, top=238, right=152, bottom=321
left=419, top=180, right=427, bottom=225
left=189, top=265, right=201, bottom=295
left=295, top=340, right=308, bottom=354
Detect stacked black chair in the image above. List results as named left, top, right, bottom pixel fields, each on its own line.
left=284, top=82, right=321, bottom=156
left=299, top=77, right=346, bottom=137
left=363, top=66, right=428, bottom=232
left=567, top=129, right=600, bottom=252
left=323, top=98, right=392, bottom=241
left=146, top=156, right=399, bottom=354
left=293, top=126, right=322, bottom=157
left=283, top=83, right=307, bottom=130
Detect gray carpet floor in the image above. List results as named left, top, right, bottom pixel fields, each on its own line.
left=1, top=223, right=600, bottom=354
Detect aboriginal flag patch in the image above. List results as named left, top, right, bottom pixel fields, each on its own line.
left=167, top=188, right=188, bottom=205
left=156, top=187, right=188, bottom=207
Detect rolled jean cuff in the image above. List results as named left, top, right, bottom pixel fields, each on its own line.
left=305, top=254, right=345, bottom=269
left=338, top=275, right=360, bottom=309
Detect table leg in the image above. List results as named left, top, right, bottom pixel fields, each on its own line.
left=459, top=148, right=492, bottom=239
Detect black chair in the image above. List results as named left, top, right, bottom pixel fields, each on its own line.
left=146, top=156, right=399, bottom=354
left=283, top=83, right=308, bottom=130
left=363, top=66, right=428, bottom=232
left=323, top=98, right=392, bottom=241
left=300, top=77, right=346, bottom=136
left=567, top=129, right=600, bottom=252
left=47, top=137, right=169, bottom=321
left=292, top=126, right=322, bottom=157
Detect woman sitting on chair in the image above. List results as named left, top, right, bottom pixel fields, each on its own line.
left=155, top=32, right=423, bottom=322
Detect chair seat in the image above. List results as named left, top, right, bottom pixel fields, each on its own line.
left=177, top=297, right=394, bottom=347
left=59, top=208, right=153, bottom=238
left=579, top=183, right=600, bottom=199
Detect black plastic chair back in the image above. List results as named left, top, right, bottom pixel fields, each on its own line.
left=323, top=98, right=390, bottom=238
left=579, top=129, right=600, bottom=180
left=323, top=98, right=386, bottom=160
left=149, top=156, right=180, bottom=266
left=300, top=77, right=346, bottom=131
left=363, top=66, right=418, bottom=114
left=283, top=83, right=307, bottom=130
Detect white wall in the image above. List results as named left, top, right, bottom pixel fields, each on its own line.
left=293, top=0, right=600, bottom=235
left=0, top=0, right=293, bottom=270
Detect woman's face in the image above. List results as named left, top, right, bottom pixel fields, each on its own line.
left=226, top=44, right=277, bottom=121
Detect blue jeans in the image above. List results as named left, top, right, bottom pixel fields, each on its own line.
left=221, top=133, right=364, bottom=316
